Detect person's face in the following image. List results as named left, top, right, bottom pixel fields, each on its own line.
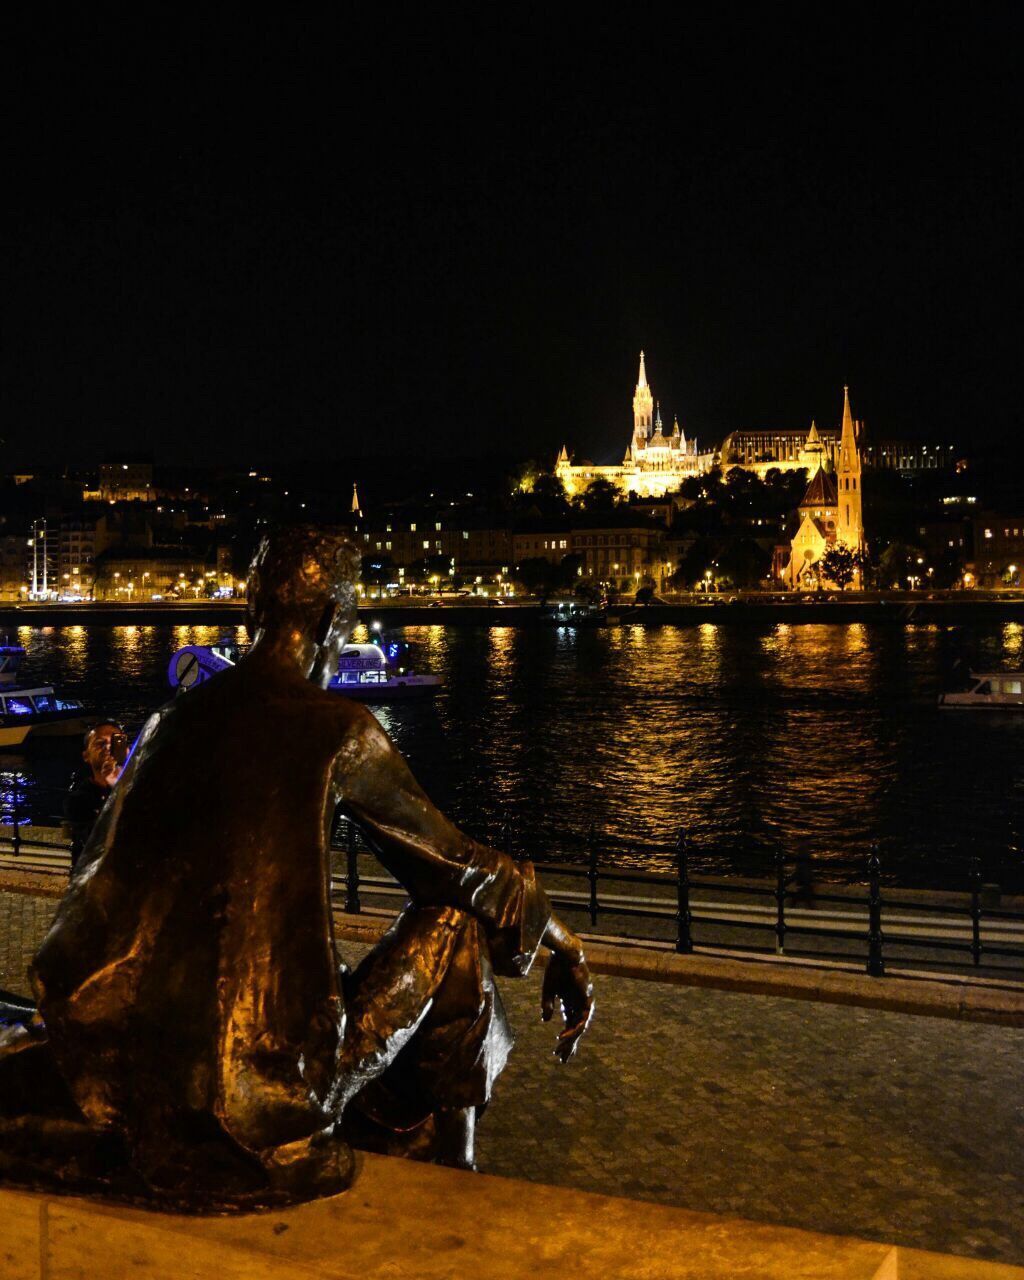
left=83, top=725, right=128, bottom=786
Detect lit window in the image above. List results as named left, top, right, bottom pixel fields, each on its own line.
left=462, top=531, right=469, bottom=540
left=423, top=540, right=430, bottom=550
left=410, top=523, right=417, bottom=532
left=435, top=523, right=442, bottom=532
left=984, top=529, right=993, bottom=539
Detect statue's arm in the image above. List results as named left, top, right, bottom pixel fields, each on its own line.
left=336, top=709, right=594, bottom=1056
left=336, top=710, right=553, bottom=976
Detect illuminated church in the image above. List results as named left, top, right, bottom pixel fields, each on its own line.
left=556, top=352, right=716, bottom=499
left=785, top=386, right=865, bottom=588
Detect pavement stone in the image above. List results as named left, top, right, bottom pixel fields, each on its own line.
left=0, top=891, right=54, bottom=996
left=467, top=957, right=1024, bottom=1268
left=2, top=891, right=1021, bottom=1267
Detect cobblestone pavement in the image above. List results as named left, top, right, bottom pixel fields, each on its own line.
left=471, top=960, right=1024, bottom=1267
left=0, top=891, right=54, bottom=996
left=3, top=893, right=1021, bottom=1265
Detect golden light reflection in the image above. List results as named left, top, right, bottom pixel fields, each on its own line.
left=1002, top=621, right=1022, bottom=659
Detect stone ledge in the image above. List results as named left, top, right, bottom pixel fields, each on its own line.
left=331, top=910, right=1024, bottom=1027
left=3, top=1154, right=1022, bottom=1279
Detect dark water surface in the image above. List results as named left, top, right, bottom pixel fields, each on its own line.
left=3, top=621, right=1023, bottom=890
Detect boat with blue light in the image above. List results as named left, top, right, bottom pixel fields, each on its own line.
left=328, top=643, right=441, bottom=701
left=0, top=640, right=92, bottom=749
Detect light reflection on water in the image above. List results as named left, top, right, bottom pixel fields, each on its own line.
left=3, top=622, right=1023, bottom=890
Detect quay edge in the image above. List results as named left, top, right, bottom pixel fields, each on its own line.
left=0, top=597, right=1023, bottom=628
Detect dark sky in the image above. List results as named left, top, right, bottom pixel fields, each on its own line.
left=2, top=11, right=1021, bottom=468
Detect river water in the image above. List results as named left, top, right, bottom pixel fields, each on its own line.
left=2, top=620, right=1023, bottom=891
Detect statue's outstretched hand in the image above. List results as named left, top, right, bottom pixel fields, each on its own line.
left=541, top=949, right=594, bottom=1063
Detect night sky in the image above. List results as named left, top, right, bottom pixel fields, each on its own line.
left=3, top=12, right=1021, bottom=469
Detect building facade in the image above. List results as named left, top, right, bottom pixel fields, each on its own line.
left=571, top=524, right=669, bottom=591
left=98, top=462, right=154, bottom=504
left=971, top=514, right=1024, bottom=586
left=557, top=353, right=716, bottom=499
left=720, top=420, right=840, bottom=477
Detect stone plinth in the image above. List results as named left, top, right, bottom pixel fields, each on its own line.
left=2, top=1154, right=1022, bottom=1279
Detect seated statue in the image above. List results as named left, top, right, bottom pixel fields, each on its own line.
left=0, top=527, right=593, bottom=1211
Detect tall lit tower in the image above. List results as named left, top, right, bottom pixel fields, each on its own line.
left=632, top=350, right=654, bottom=446
left=835, top=386, right=863, bottom=552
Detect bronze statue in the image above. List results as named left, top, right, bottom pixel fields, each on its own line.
left=0, top=527, right=593, bottom=1211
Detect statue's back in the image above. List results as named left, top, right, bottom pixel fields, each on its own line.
left=32, top=650, right=352, bottom=1161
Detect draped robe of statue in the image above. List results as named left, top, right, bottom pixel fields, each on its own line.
left=0, top=642, right=552, bottom=1209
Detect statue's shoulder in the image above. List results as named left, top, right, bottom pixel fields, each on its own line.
left=316, top=690, right=386, bottom=758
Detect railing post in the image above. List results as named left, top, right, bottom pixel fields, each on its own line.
left=774, top=850, right=787, bottom=955
left=12, top=778, right=21, bottom=859
left=867, top=846, right=885, bottom=977
left=345, top=819, right=361, bottom=915
left=970, top=856, right=983, bottom=968
left=675, top=828, right=693, bottom=954
left=586, top=824, right=599, bottom=926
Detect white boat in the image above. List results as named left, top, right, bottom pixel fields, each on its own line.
left=168, top=637, right=442, bottom=702
left=327, top=643, right=441, bottom=702
left=939, top=671, right=1024, bottom=711
left=0, top=641, right=92, bottom=748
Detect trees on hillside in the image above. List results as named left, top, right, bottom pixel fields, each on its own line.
left=573, top=476, right=620, bottom=513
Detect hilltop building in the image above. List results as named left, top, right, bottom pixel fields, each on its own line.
left=720, top=420, right=839, bottom=476
left=784, top=387, right=864, bottom=589
left=556, top=353, right=716, bottom=499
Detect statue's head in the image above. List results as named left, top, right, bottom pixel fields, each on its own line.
left=247, top=526, right=360, bottom=684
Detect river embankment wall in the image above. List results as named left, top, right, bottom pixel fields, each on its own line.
left=1, top=596, right=1023, bottom=627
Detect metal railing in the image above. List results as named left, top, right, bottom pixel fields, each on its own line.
left=330, top=816, right=1024, bottom=978
left=2, top=778, right=1022, bottom=979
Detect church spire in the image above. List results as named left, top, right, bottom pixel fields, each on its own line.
left=632, top=349, right=654, bottom=440
left=841, top=385, right=855, bottom=444
left=351, top=482, right=362, bottom=516
left=835, top=385, right=864, bottom=556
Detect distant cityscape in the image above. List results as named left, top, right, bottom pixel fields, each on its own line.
left=1, top=354, right=1022, bottom=602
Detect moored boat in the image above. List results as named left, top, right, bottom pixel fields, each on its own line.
left=538, top=598, right=607, bottom=627
left=0, top=640, right=92, bottom=748
left=327, top=643, right=441, bottom=701
left=939, top=671, right=1024, bottom=711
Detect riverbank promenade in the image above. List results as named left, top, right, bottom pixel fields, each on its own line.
left=2, top=887, right=1020, bottom=1267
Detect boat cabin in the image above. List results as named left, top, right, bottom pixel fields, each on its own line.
left=335, top=644, right=390, bottom=687
left=939, top=671, right=1024, bottom=710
